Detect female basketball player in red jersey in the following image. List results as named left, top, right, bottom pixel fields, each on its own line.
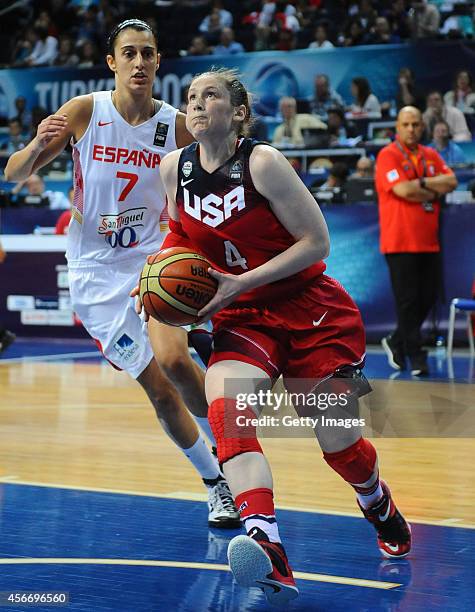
left=157, top=68, right=412, bottom=605
left=5, top=21, right=240, bottom=527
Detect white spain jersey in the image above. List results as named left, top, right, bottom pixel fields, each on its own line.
left=67, top=91, right=177, bottom=269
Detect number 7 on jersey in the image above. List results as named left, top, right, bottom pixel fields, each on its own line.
left=116, top=171, right=138, bottom=201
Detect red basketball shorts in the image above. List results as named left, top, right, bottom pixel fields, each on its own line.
left=209, top=274, right=366, bottom=381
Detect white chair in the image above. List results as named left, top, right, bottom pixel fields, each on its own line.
left=447, top=298, right=475, bottom=357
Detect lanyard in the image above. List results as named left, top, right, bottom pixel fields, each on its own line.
left=395, top=141, right=428, bottom=178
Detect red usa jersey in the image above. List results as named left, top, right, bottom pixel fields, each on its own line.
left=176, top=138, right=325, bottom=303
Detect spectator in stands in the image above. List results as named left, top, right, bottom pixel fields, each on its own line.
left=55, top=187, right=74, bottom=235
left=440, top=7, right=474, bottom=39
left=429, top=120, right=467, bottom=165
left=444, top=70, right=475, bottom=114
left=342, top=19, right=366, bottom=46
left=356, top=0, right=378, bottom=31
left=408, top=0, right=440, bottom=39
left=365, top=17, right=401, bottom=44
left=199, top=1, right=233, bottom=31
left=310, top=74, right=344, bottom=120
left=326, top=107, right=358, bottom=146
left=395, top=67, right=425, bottom=111
left=35, top=10, right=59, bottom=39
left=423, top=90, right=471, bottom=142
left=308, top=23, right=334, bottom=49
left=213, top=28, right=244, bottom=55
left=276, top=3, right=301, bottom=33
left=318, top=161, right=349, bottom=192
left=0, top=237, right=16, bottom=354
left=275, top=28, right=297, bottom=51
left=253, top=1, right=301, bottom=51
left=11, top=28, right=35, bottom=66
left=187, top=36, right=211, bottom=56
left=10, top=97, right=31, bottom=132
left=348, top=77, right=381, bottom=117
left=385, top=0, right=411, bottom=40
left=351, top=156, right=374, bottom=178
left=199, top=8, right=223, bottom=46
left=55, top=36, right=80, bottom=67
left=77, top=40, right=100, bottom=68
left=272, top=96, right=327, bottom=147
left=12, top=174, right=70, bottom=210
left=0, top=119, right=28, bottom=155
left=97, top=0, right=120, bottom=33
left=25, top=26, right=58, bottom=66
left=77, top=5, right=101, bottom=47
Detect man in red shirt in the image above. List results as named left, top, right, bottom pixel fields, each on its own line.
left=375, top=106, right=457, bottom=375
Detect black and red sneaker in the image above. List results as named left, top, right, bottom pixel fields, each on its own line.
left=358, top=480, right=412, bottom=558
left=227, top=527, right=298, bottom=606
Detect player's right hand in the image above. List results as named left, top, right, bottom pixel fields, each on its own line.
left=130, top=285, right=149, bottom=321
left=34, top=114, right=68, bottom=150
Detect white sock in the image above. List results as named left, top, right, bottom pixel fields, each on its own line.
left=356, top=483, right=384, bottom=509
left=182, top=433, right=220, bottom=481
left=194, top=416, right=216, bottom=447
left=244, top=517, right=281, bottom=544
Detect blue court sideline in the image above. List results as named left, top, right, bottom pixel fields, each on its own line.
left=0, top=483, right=473, bottom=611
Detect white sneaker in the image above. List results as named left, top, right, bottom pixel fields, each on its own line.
left=207, top=479, right=241, bottom=528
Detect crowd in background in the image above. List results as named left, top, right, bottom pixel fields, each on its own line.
left=1, top=0, right=475, bottom=208
left=1, top=0, right=475, bottom=67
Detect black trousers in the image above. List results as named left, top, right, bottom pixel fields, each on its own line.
left=385, top=252, right=440, bottom=358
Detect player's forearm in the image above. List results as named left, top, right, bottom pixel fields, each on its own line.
left=238, top=236, right=329, bottom=294
left=424, top=174, right=457, bottom=195
left=4, top=140, right=43, bottom=181
left=393, top=179, right=438, bottom=202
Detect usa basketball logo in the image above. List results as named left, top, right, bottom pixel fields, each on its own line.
left=183, top=161, right=192, bottom=177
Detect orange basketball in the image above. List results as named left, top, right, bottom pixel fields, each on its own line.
left=139, top=247, right=218, bottom=326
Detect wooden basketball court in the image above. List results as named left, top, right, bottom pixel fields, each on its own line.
left=0, top=344, right=474, bottom=610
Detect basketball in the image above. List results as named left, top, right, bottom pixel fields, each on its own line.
left=139, top=247, right=218, bottom=326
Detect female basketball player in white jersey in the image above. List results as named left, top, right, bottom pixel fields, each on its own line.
left=5, top=19, right=239, bottom=527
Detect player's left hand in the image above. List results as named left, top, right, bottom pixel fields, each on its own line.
left=197, top=268, right=246, bottom=322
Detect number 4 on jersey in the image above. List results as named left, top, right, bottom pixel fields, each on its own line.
left=224, top=240, right=248, bottom=270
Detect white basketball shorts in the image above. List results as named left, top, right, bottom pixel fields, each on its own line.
left=68, top=261, right=153, bottom=379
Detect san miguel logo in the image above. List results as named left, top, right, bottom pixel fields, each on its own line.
left=98, top=207, right=146, bottom=248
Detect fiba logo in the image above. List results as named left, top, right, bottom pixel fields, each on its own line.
left=253, top=63, right=299, bottom=116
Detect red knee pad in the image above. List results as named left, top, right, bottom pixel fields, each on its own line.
left=323, top=437, right=377, bottom=486
left=208, top=398, right=263, bottom=464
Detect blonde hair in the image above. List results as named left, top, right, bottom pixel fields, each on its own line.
left=190, top=67, right=253, bottom=137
